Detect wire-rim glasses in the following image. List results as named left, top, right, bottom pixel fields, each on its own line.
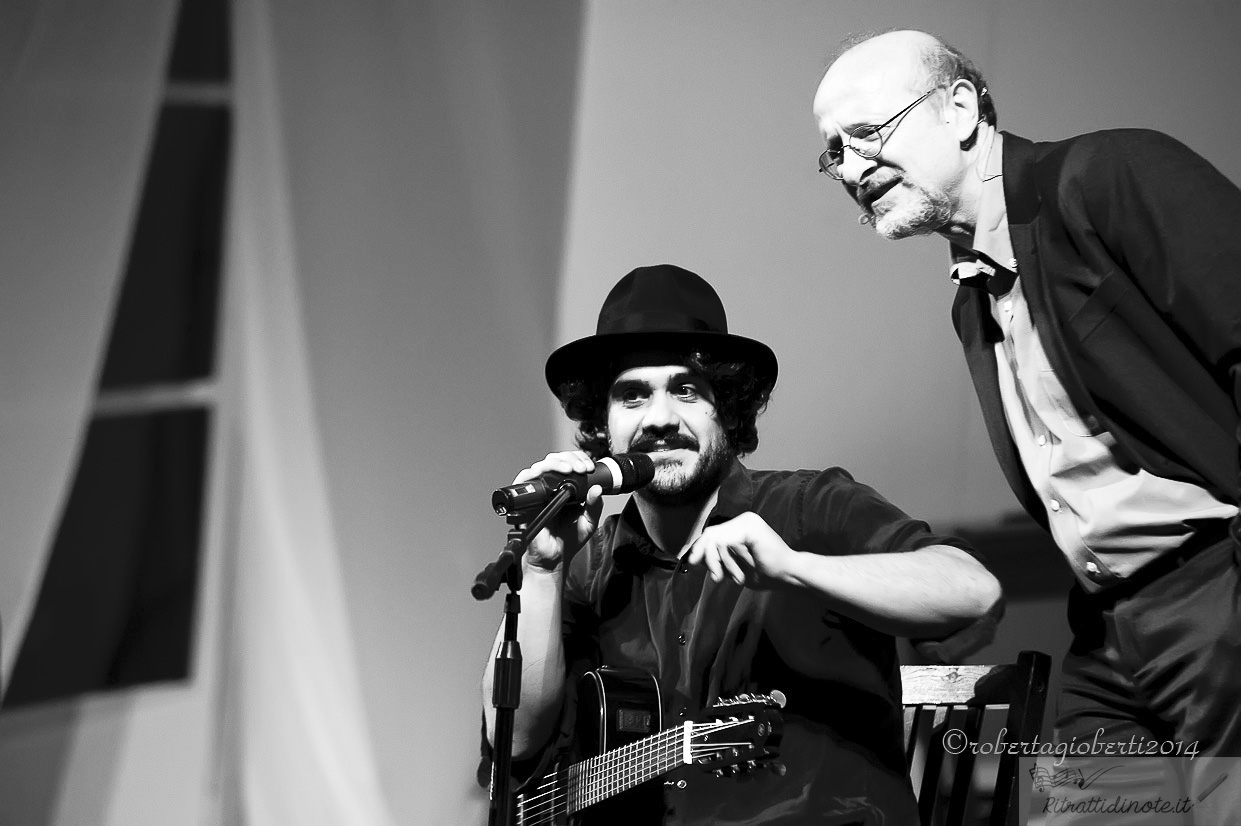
left=818, top=87, right=939, bottom=180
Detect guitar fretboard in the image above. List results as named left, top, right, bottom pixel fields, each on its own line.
left=514, top=724, right=685, bottom=826
left=568, top=724, right=685, bottom=810
left=516, top=718, right=759, bottom=825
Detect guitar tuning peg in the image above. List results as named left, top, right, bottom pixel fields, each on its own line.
left=768, top=760, right=787, bottom=777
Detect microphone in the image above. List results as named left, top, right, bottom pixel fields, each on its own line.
left=491, top=453, right=656, bottom=515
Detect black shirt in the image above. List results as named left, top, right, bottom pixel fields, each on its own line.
left=558, top=459, right=974, bottom=824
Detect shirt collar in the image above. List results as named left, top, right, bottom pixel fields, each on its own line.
left=950, top=132, right=1017, bottom=292
left=711, top=457, right=754, bottom=521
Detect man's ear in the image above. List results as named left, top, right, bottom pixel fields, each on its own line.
left=946, top=78, right=982, bottom=145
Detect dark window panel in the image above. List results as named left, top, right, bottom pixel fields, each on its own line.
left=167, top=0, right=231, bottom=83
left=100, top=104, right=230, bottom=389
left=2, top=410, right=209, bottom=709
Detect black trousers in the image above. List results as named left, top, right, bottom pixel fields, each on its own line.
left=1049, top=534, right=1241, bottom=825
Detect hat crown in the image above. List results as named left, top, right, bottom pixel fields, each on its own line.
left=544, top=263, right=777, bottom=397
left=596, top=264, right=728, bottom=336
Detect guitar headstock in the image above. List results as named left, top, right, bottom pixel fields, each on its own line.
left=683, top=690, right=785, bottom=776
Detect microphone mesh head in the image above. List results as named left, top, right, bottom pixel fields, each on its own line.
left=617, top=453, right=655, bottom=489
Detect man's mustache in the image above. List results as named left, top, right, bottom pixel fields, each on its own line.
left=630, top=434, right=699, bottom=453
left=856, top=170, right=901, bottom=210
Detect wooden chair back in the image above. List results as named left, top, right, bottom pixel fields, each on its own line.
left=901, top=650, right=1051, bottom=826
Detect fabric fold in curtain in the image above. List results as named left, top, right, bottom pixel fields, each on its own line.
left=0, top=0, right=178, bottom=688
left=225, top=0, right=398, bottom=822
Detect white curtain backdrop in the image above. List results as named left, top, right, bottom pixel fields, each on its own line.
left=0, top=4, right=230, bottom=825
left=1, top=1, right=580, bottom=822
left=224, top=0, right=399, bottom=821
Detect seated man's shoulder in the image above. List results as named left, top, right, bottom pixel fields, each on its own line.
left=748, top=465, right=858, bottom=489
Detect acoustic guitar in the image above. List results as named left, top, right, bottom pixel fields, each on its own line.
left=514, top=666, right=785, bottom=825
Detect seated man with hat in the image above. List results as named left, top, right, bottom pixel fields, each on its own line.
left=482, top=264, right=1002, bottom=824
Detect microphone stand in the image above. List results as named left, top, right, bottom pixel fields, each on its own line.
left=473, top=485, right=576, bottom=826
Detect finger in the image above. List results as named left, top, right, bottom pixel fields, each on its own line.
left=584, top=484, right=604, bottom=507
left=576, top=486, right=604, bottom=539
left=684, top=536, right=704, bottom=566
left=513, top=451, right=595, bottom=484
left=526, top=525, right=563, bottom=560
left=719, top=545, right=748, bottom=585
left=701, top=540, right=725, bottom=583
left=689, top=525, right=727, bottom=564
left=730, top=543, right=756, bottom=569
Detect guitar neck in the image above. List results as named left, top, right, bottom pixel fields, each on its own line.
left=516, top=724, right=685, bottom=825
left=568, top=723, right=685, bottom=811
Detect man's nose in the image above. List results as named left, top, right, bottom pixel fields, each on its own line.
left=839, top=146, right=877, bottom=187
left=641, top=391, right=679, bottom=429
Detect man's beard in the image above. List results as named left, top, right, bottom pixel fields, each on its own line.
left=865, top=177, right=953, bottom=240
left=625, top=432, right=734, bottom=507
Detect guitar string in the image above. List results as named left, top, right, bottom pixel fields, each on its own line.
left=515, top=719, right=754, bottom=824
left=520, top=718, right=757, bottom=822
left=516, top=730, right=681, bottom=822
left=517, top=741, right=679, bottom=825
left=520, top=717, right=750, bottom=813
left=519, top=721, right=743, bottom=813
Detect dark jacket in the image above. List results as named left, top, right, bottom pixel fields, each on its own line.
left=951, top=129, right=1241, bottom=547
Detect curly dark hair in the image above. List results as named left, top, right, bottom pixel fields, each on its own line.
left=555, top=349, right=774, bottom=460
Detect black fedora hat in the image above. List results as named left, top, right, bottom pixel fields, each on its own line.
left=545, top=264, right=778, bottom=396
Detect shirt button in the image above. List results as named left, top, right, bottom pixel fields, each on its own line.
left=677, top=633, right=687, bottom=645
left=1085, top=561, right=1100, bottom=575
left=1037, top=434, right=1048, bottom=447
left=1002, top=300, right=1013, bottom=314
left=678, top=561, right=689, bottom=574
left=1049, top=499, right=1061, bottom=512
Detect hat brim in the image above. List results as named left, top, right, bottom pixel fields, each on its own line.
left=545, top=330, right=778, bottom=397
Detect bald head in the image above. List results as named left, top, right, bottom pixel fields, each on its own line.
left=815, top=30, right=995, bottom=130
left=819, top=30, right=942, bottom=105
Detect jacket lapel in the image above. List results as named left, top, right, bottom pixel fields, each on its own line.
left=950, top=133, right=1047, bottom=522
left=953, top=284, right=1044, bottom=523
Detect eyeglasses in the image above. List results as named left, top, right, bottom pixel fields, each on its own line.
left=818, top=87, right=939, bottom=180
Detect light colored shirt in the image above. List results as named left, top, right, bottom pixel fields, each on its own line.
left=949, top=134, right=1237, bottom=592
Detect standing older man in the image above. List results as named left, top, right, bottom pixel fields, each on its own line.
left=481, top=264, right=1001, bottom=824
left=813, top=29, right=1241, bottom=822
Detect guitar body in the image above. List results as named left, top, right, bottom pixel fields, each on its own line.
left=571, top=668, right=665, bottom=825
left=574, top=666, right=662, bottom=758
